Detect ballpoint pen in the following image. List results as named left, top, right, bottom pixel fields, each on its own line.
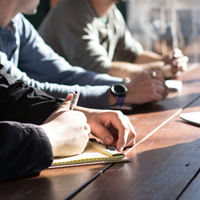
left=69, top=91, right=79, bottom=110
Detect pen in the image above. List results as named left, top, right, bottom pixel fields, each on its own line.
left=69, top=91, right=79, bottom=110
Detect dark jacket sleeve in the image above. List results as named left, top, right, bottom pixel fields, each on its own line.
left=0, top=65, right=63, bottom=124
left=0, top=65, right=63, bottom=181
left=0, top=121, right=53, bottom=182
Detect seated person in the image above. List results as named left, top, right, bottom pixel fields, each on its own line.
left=0, top=0, right=167, bottom=110
left=0, top=65, right=136, bottom=182
left=39, top=0, right=188, bottom=79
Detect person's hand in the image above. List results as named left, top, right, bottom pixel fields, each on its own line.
left=162, top=48, right=188, bottom=78
left=41, top=94, right=90, bottom=157
left=124, top=72, right=168, bottom=105
left=77, top=108, right=136, bottom=152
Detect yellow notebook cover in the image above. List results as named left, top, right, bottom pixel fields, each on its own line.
left=50, top=139, right=129, bottom=168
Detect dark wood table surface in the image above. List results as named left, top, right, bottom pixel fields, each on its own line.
left=1, top=64, right=200, bottom=200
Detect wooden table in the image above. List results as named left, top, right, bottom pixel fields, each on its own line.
left=1, top=64, right=200, bottom=200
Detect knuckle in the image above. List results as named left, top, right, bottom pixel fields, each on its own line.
left=150, top=93, right=156, bottom=100
left=84, top=123, right=91, bottom=133
left=124, top=126, right=129, bottom=134
left=113, top=110, right=123, bottom=118
left=149, top=82, right=155, bottom=90
left=156, top=95, right=162, bottom=101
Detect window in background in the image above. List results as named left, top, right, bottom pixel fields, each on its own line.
left=127, top=0, right=200, bottom=62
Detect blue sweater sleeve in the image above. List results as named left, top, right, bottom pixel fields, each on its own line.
left=0, top=53, right=118, bottom=108
left=3, top=14, right=122, bottom=109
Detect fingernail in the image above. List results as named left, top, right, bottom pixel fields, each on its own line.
left=104, top=136, right=113, bottom=144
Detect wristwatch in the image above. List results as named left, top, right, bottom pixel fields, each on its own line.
left=110, top=83, right=127, bottom=106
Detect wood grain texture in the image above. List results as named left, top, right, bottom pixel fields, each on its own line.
left=1, top=64, right=200, bottom=200
left=178, top=169, right=200, bottom=200
left=73, top=99, right=200, bottom=200
left=72, top=65, right=200, bottom=200
left=0, top=164, right=110, bottom=200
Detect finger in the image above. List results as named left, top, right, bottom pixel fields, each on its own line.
left=171, top=65, right=179, bottom=74
left=66, top=94, right=73, bottom=101
left=155, top=71, right=165, bottom=82
left=152, top=91, right=163, bottom=101
left=174, top=57, right=188, bottom=71
left=173, top=48, right=183, bottom=58
left=97, top=111, right=130, bottom=151
left=172, top=56, right=189, bottom=66
left=164, top=63, right=179, bottom=74
left=171, top=63, right=187, bottom=73
left=150, top=70, right=164, bottom=82
left=177, top=62, right=188, bottom=71
left=176, top=56, right=189, bottom=63
left=155, top=84, right=165, bottom=95
left=91, top=122, right=114, bottom=145
left=161, top=84, right=169, bottom=99
left=109, top=112, right=130, bottom=151
left=124, top=116, right=136, bottom=147
left=151, top=80, right=166, bottom=99
left=83, top=123, right=91, bottom=135
left=153, top=79, right=166, bottom=88
left=42, top=94, right=74, bottom=124
left=58, top=94, right=73, bottom=112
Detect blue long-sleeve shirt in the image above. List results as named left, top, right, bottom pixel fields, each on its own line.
left=0, top=13, right=122, bottom=108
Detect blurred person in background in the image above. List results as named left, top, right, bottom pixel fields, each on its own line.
left=39, top=0, right=188, bottom=79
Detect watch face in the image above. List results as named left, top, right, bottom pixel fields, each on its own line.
left=111, top=84, right=127, bottom=97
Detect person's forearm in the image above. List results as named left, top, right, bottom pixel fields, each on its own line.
left=134, top=50, right=163, bottom=64
left=109, top=60, right=164, bottom=79
left=0, top=60, right=121, bottom=109
left=109, top=61, right=143, bottom=78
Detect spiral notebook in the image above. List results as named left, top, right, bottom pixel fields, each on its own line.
left=50, top=139, right=129, bottom=168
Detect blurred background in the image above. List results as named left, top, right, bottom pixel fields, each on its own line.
left=127, top=0, right=200, bottom=63
left=25, top=0, right=200, bottom=63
